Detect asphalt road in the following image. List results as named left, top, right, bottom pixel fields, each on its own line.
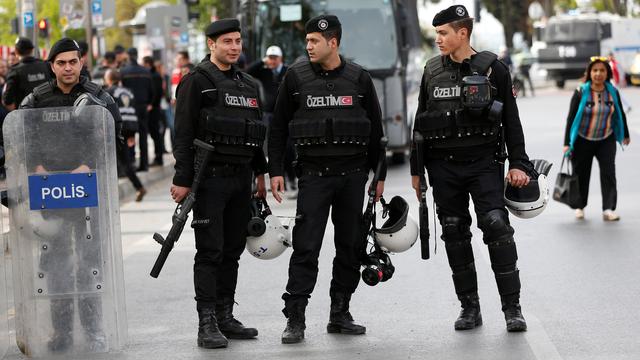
left=2, top=85, right=640, bottom=360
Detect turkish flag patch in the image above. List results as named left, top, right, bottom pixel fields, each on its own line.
left=512, top=85, right=517, bottom=98
left=339, top=96, right=353, bottom=106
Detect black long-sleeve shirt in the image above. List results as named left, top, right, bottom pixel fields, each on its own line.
left=410, top=54, right=529, bottom=175
left=172, top=57, right=267, bottom=187
left=563, top=86, right=630, bottom=146
left=268, top=57, right=387, bottom=180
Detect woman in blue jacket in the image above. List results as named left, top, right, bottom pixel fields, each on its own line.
left=563, top=57, right=631, bottom=221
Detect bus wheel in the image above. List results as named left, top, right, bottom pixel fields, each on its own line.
left=391, top=152, right=406, bottom=164
left=555, top=79, right=565, bottom=89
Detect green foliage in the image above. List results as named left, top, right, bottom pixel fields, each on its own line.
left=0, top=0, right=18, bottom=45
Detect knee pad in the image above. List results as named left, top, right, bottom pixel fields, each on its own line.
left=479, top=209, right=514, bottom=244
left=441, top=216, right=474, bottom=271
left=441, top=216, right=472, bottom=242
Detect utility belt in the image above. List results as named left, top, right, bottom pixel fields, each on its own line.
left=415, top=108, right=501, bottom=140
left=202, top=110, right=266, bottom=148
left=204, top=163, right=251, bottom=178
left=289, top=117, right=370, bottom=147
left=293, top=161, right=365, bottom=177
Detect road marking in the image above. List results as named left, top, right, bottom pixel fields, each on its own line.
left=472, top=240, right=563, bottom=360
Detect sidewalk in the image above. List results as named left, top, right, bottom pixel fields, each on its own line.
left=117, top=153, right=175, bottom=201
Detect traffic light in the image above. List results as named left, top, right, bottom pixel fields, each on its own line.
left=38, top=19, right=49, bottom=38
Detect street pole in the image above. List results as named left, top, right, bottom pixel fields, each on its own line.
left=85, top=0, right=94, bottom=70
left=20, top=0, right=38, bottom=57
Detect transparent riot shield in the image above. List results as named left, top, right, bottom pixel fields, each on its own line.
left=3, top=105, right=127, bottom=357
left=1, top=189, right=8, bottom=359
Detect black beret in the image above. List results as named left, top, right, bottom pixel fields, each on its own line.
left=205, top=18, right=241, bottom=38
left=127, top=47, right=138, bottom=58
left=77, top=40, right=89, bottom=56
left=305, top=14, right=341, bottom=34
left=104, top=51, right=116, bottom=62
left=432, top=5, right=472, bottom=27
left=15, top=37, right=34, bottom=52
left=47, top=38, right=81, bottom=62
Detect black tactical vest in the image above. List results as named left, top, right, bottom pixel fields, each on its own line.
left=107, top=86, right=138, bottom=133
left=196, top=63, right=266, bottom=158
left=10, top=57, right=50, bottom=105
left=289, top=60, right=371, bottom=157
left=415, top=51, right=500, bottom=149
left=29, top=78, right=106, bottom=108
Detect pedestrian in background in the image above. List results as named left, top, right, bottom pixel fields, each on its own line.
left=143, top=55, right=166, bottom=166
left=92, top=51, right=116, bottom=87
left=246, top=45, right=297, bottom=192
left=563, top=57, right=630, bottom=221
left=104, top=68, right=147, bottom=201
left=120, top=47, right=153, bottom=171
left=2, top=37, right=50, bottom=111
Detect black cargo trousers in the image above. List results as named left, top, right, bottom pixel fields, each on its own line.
left=426, top=155, right=522, bottom=305
left=191, top=165, right=252, bottom=311
left=282, top=170, right=368, bottom=308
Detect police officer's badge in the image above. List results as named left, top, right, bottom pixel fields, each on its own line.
left=318, top=19, right=329, bottom=30
left=456, top=6, right=466, bottom=17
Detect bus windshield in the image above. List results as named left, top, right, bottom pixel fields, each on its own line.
left=254, top=0, right=399, bottom=70
left=543, top=20, right=600, bottom=43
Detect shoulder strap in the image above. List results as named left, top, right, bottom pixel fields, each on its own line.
left=195, top=63, right=228, bottom=87
left=290, top=60, right=316, bottom=85
left=426, top=55, right=445, bottom=78
left=342, top=62, right=363, bottom=85
left=470, top=51, right=498, bottom=75
left=32, top=81, right=54, bottom=103
left=82, top=79, right=101, bottom=96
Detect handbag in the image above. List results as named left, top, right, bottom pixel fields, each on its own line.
left=552, top=156, right=581, bottom=209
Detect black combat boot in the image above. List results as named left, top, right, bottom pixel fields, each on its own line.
left=215, top=298, right=258, bottom=339
left=502, top=296, right=527, bottom=332
left=281, top=302, right=306, bottom=344
left=454, top=294, right=482, bottom=330
left=327, top=292, right=366, bottom=335
left=197, top=308, right=228, bottom=349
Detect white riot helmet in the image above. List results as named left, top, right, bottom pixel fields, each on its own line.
left=245, top=198, right=291, bottom=260
left=374, top=196, right=418, bottom=253
left=504, top=159, right=553, bottom=219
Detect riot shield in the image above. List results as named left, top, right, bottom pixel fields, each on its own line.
left=3, top=105, right=127, bottom=357
left=1, top=193, right=8, bottom=359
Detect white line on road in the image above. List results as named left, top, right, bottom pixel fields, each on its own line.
left=472, top=240, right=564, bottom=360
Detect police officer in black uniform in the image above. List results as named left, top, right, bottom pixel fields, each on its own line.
left=120, top=47, right=153, bottom=171
left=2, top=37, right=50, bottom=111
left=19, top=37, right=122, bottom=352
left=268, top=15, right=386, bottom=344
left=171, top=19, right=267, bottom=349
left=411, top=5, right=531, bottom=332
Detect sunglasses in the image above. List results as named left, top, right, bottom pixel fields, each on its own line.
left=590, top=56, right=608, bottom=62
